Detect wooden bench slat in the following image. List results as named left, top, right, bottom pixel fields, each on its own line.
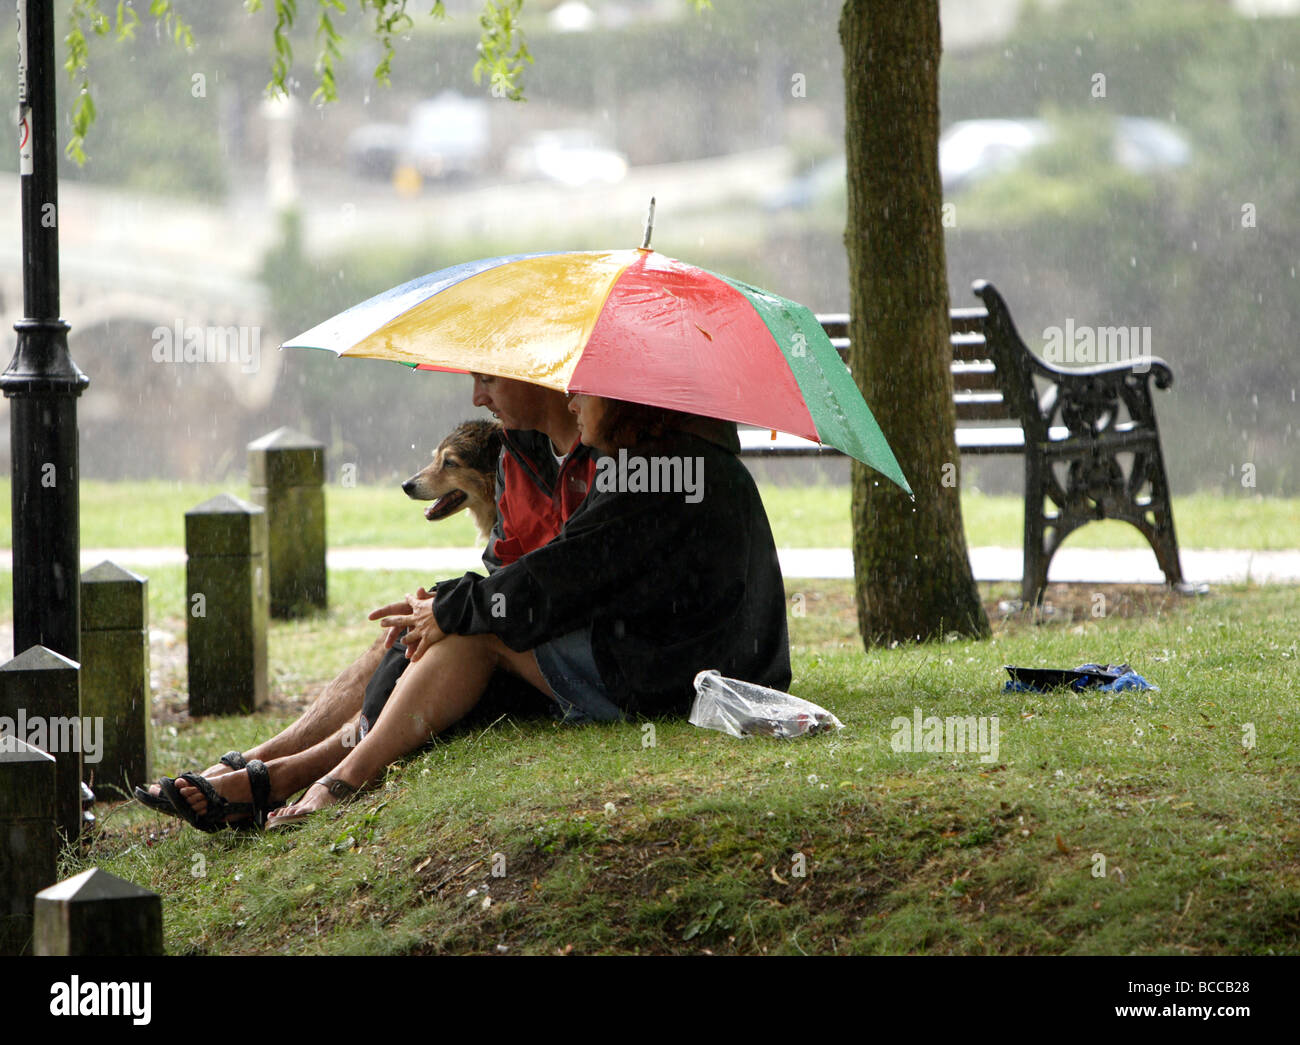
left=738, top=424, right=1074, bottom=455
left=737, top=430, right=830, bottom=455
left=949, top=307, right=988, bottom=334
left=951, top=362, right=1001, bottom=392
left=953, top=393, right=1014, bottom=422
left=950, top=333, right=991, bottom=362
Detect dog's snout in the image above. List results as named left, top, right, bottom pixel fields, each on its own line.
left=401, top=477, right=418, bottom=497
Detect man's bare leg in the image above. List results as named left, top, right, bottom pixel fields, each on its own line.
left=239, top=633, right=391, bottom=763
left=146, top=633, right=389, bottom=799
left=267, top=634, right=552, bottom=822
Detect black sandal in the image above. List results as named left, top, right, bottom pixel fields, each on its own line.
left=163, top=760, right=280, bottom=832
left=134, top=777, right=179, bottom=813
left=133, top=751, right=247, bottom=813
left=157, top=774, right=225, bottom=833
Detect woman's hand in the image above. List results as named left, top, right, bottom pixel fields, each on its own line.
left=368, top=586, right=446, bottom=661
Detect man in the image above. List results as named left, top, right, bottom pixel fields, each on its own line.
left=142, top=374, right=597, bottom=829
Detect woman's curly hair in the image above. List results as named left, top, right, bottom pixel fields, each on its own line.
left=596, top=398, right=691, bottom=450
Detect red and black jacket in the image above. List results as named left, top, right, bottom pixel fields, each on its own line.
left=482, top=429, right=598, bottom=573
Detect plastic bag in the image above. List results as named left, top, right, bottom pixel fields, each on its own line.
left=690, top=669, right=844, bottom=739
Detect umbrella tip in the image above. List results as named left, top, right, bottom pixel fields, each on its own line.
left=640, top=197, right=656, bottom=250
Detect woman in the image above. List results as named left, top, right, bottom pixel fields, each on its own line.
left=266, top=393, right=790, bottom=826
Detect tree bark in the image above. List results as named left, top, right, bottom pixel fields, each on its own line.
left=840, top=0, right=990, bottom=644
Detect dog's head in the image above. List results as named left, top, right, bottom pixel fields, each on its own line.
left=402, top=419, right=503, bottom=525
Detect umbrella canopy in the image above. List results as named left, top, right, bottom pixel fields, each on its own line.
left=283, top=248, right=911, bottom=494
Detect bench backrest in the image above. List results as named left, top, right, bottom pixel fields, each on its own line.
left=814, top=285, right=1042, bottom=434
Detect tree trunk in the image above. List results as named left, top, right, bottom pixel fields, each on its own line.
left=840, top=0, right=990, bottom=644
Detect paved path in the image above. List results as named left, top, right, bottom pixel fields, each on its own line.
left=6, top=545, right=1298, bottom=584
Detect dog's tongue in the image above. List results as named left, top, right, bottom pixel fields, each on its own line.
left=425, top=490, right=468, bottom=521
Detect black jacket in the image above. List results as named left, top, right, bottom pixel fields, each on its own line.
left=433, top=430, right=791, bottom=714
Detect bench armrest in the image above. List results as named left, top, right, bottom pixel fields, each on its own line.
left=1044, top=357, right=1174, bottom=390
left=972, top=280, right=1175, bottom=441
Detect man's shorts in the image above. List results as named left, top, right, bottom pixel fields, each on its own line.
left=358, top=636, right=414, bottom=739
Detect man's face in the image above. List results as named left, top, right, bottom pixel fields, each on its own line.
left=471, top=373, right=547, bottom=430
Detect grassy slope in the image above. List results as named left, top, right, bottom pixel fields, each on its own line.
left=57, top=571, right=1300, bottom=956
left=0, top=479, right=1292, bottom=551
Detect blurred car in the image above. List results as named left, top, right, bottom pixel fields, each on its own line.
left=1110, top=116, right=1193, bottom=173
left=505, top=130, right=628, bottom=186
left=938, top=118, right=1055, bottom=193
left=763, top=116, right=1193, bottom=209
left=346, top=122, right=407, bottom=179
left=346, top=91, right=490, bottom=181
left=939, top=116, right=1192, bottom=193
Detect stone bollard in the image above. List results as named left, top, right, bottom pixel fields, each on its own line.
left=80, top=561, right=151, bottom=798
left=185, top=493, right=269, bottom=716
left=248, top=427, right=327, bottom=618
left=0, top=738, right=58, bottom=955
left=34, top=867, right=163, bottom=956
left=0, top=646, right=82, bottom=842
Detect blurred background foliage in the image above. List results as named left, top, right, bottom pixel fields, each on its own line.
left=0, top=0, right=1294, bottom=494
left=940, top=0, right=1299, bottom=494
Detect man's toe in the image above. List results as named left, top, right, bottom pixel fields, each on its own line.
left=177, top=783, right=206, bottom=813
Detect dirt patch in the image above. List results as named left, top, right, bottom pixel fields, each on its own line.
left=786, top=579, right=1198, bottom=647
left=985, top=582, right=1194, bottom=629
left=147, top=621, right=323, bottom=726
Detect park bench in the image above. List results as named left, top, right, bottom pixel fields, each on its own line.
left=739, top=280, right=1185, bottom=605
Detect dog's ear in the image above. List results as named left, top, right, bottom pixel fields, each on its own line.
left=463, top=420, right=505, bottom=474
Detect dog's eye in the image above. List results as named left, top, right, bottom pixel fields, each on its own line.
left=443, top=456, right=459, bottom=468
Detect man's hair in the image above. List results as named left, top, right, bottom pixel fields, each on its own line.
left=599, top=398, right=691, bottom=449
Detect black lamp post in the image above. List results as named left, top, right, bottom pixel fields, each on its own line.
left=3, top=0, right=89, bottom=663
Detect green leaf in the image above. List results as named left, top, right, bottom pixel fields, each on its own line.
left=682, top=900, right=725, bottom=940
left=63, top=0, right=195, bottom=161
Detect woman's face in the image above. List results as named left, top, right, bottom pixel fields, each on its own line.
left=567, top=393, right=612, bottom=452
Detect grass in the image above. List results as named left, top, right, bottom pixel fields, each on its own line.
left=47, top=570, right=1300, bottom=955
left=0, top=479, right=1292, bottom=551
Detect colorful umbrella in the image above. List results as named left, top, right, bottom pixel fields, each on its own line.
left=283, top=247, right=911, bottom=494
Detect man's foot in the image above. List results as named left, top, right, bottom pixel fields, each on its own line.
left=165, top=761, right=281, bottom=831
left=139, top=751, right=244, bottom=804
left=175, top=767, right=254, bottom=818
left=266, top=775, right=360, bottom=830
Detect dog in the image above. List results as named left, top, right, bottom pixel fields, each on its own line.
left=401, top=419, right=503, bottom=541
